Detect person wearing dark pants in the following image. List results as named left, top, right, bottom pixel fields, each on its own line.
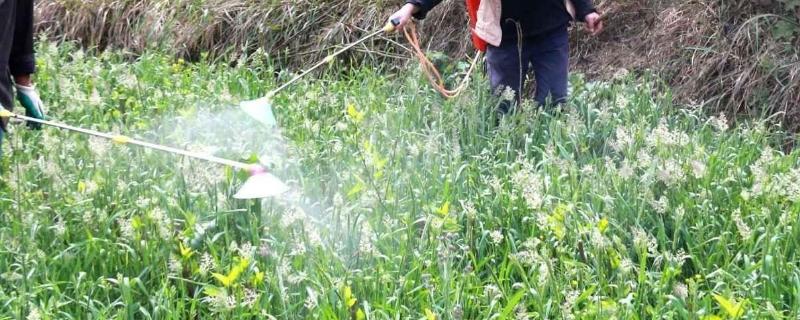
left=389, top=0, right=603, bottom=112
left=0, top=0, right=46, bottom=156
left=486, top=25, right=571, bottom=112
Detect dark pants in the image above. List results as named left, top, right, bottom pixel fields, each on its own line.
left=1, top=0, right=36, bottom=112
left=486, top=25, right=569, bottom=111
left=1, top=0, right=36, bottom=143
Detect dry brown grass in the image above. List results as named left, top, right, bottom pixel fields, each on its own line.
left=35, top=0, right=800, bottom=132
left=573, top=0, right=799, bottom=133
left=35, top=0, right=472, bottom=65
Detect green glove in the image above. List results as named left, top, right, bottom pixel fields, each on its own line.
left=15, top=84, right=46, bottom=130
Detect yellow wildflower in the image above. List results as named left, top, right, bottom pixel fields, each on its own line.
left=347, top=103, right=364, bottom=123
left=713, top=294, right=746, bottom=318
left=598, top=218, right=609, bottom=233
left=252, top=271, right=265, bottom=286
left=212, top=257, right=250, bottom=287
left=425, top=308, right=436, bottom=320
left=342, top=285, right=357, bottom=308
left=178, top=242, right=193, bottom=260
left=436, top=201, right=450, bottom=217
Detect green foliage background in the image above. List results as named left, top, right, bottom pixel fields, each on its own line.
left=0, top=39, right=799, bottom=319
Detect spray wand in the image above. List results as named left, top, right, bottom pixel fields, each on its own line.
left=240, top=19, right=400, bottom=121
left=1, top=19, right=471, bottom=199
left=0, top=109, right=288, bottom=199
left=0, top=21, right=399, bottom=199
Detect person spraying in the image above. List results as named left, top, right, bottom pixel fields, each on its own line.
left=1, top=0, right=47, bottom=156
left=389, top=0, right=604, bottom=112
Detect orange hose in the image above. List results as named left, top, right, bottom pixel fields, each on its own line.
left=403, top=23, right=482, bottom=99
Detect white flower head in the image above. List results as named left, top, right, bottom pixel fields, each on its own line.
left=610, top=126, right=634, bottom=152
left=460, top=200, right=477, bottom=219
left=26, top=306, right=41, bottom=320
left=710, top=113, right=729, bottom=132
left=590, top=229, right=609, bottom=250
left=149, top=208, right=171, bottom=239
left=651, top=196, right=669, bottom=214
left=135, top=197, right=151, bottom=208
left=632, top=227, right=658, bottom=255
left=202, top=290, right=237, bottom=312
left=619, top=293, right=635, bottom=308
left=199, top=252, right=216, bottom=276
left=489, top=175, right=503, bottom=193
left=331, top=140, right=343, bottom=153
left=168, top=256, right=182, bottom=276
left=118, top=218, right=136, bottom=240
left=511, top=161, right=547, bottom=210
left=674, top=206, right=685, bottom=221
left=732, top=209, right=751, bottom=239
left=408, top=143, right=420, bottom=157
left=89, top=136, right=110, bottom=158
left=512, top=249, right=539, bottom=266
left=636, top=149, right=653, bottom=169
left=580, top=164, right=595, bottom=176
left=242, top=288, right=260, bottom=307
left=657, top=159, right=685, bottom=187
left=619, top=257, right=634, bottom=275
left=673, top=282, right=688, bottom=300
left=304, top=287, right=319, bottom=310
left=53, top=218, right=67, bottom=237
left=561, top=290, right=580, bottom=320
left=500, top=86, right=516, bottom=102
left=290, top=242, right=307, bottom=256
left=613, top=68, right=630, bottom=80
left=646, top=119, right=689, bottom=148
left=483, top=284, right=502, bottom=301
left=690, top=160, right=706, bottom=179
left=515, top=304, right=530, bottom=320
left=280, top=206, right=306, bottom=228
left=489, top=230, right=504, bottom=245
left=618, top=159, right=634, bottom=179
left=238, top=242, right=255, bottom=259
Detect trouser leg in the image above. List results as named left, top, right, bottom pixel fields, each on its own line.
left=529, top=26, right=570, bottom=106
left=1, top=0, right=19, bottom=153
left=0, top=69, right=10, bottom=157
left=0, top=66, right=11, bottom=114
left=0, top=66, right=12, bottom=116
left=486, top=40, right=531, bottom=114
left=0, top=0, right=17, bottom=107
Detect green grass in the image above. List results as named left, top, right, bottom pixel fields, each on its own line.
left=1, top=41, right=799, bottom=319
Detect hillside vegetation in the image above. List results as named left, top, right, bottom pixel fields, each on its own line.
left=36, top=0, right=800, bottom=126
left=0, top=0, right=797, bottom=318
left=0, top=40, right=799, bottom=319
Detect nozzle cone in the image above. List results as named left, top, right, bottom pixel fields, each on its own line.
left=234, top=171, right=289, bottom=199
left=240, top=97, right=277, bottom=128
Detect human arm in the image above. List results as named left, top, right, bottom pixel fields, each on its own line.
left=571, top=0, right=603, bottom=35
left=405, top=0, right=444, bottom=19
left=9, top=0, right=36, bottom=77
left=388, top=0, right=443, bottom=30
left=10, top=0, right=45, bottom=128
